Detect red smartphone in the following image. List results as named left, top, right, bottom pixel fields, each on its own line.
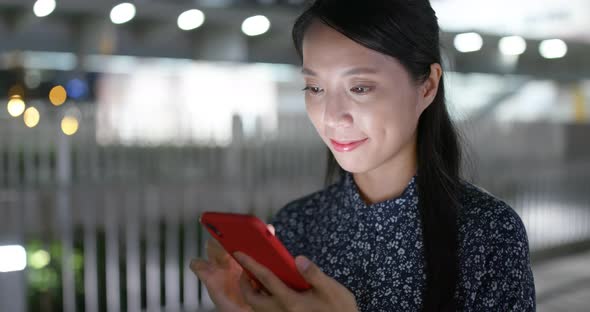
left=199, top=211, right=311, bottom=291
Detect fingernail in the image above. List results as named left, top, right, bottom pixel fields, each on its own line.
left=295, top=256, right=310, bottom=272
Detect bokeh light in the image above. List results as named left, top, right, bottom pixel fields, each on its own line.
left=454, top=32, right=483, bottom=53
left=49, top=85, right=67, bottom=106
left=29, top=249, right=50, bottom=269
left=8, top=84, right=25, bottom=97
left=66, top=79, right=88, bottom=99
left=61, top=116, right=79, bottom=135
left=241, top=15, right=270, bottom=36
left=110, top=2, right=136, bottom=25
left=0, top=245, right=27, bottom=273
left=539, top=39, right=568, bottom=59
left=7, top=96, right=26, bottom=117
left=23, top=107, right=40, bottom=128
left=499, top=36, right=527, bottom=56
left=33, top=0, right=56, bottom=17
left=177, top=9, right=205, bottom=31
left=24, top=70, right=42, bottom=89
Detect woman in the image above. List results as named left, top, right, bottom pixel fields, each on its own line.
left=191, top=0, right=536, bottom=311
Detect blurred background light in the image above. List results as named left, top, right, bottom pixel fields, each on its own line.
left=177, top=9, right=205, bottom=31
left=200, top=0, right=232, bottom=8
left=65, top=78, right=88, bottom=99
left=24, top=70, right=42, bottom=89
left=499, top=35, right=527, bottom=56
left=61, top=115, right=79, bottom=135
left=22, top=51, right=78, bottom=71
left=539, top=39, right=568, bottom=59
left=28, top=249, right=50, bottom=270
left=95, top=62, right=278, bottom=145
left=241, top=15, right=270, bottom=36
left=0, top=245, right=27, bottom=273
left=454, top=32, right=483, bottom=53
left=110, top=2, right=136, bottom=25
left=23, top=107, right=40, bottom=128
left=7, top=96, right=26, bottom=117
left=49, top=85, right=67, bottom=106
left=8, top=84, right=25, bottom=98
left=0, top=0, right=588, bottom=310
left=33, top=0, right=56, bottom=18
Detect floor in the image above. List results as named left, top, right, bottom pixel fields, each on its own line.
left=533, top=249, right=590, bottom=311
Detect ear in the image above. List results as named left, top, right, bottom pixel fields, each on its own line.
left=416, top=63, right=442, bottom=115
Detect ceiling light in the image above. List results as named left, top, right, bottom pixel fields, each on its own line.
left=499, top=36, right=527, bottom=56
left=177, top=9, right=205, bottom=31
left=33, top=0, right=56, bottom=18
left=454, top=32, right=483, bottom=53
left=241, top=15, right=270, bottom=36
left=539, top=39, right=567, bottom=59
left=110, top=2, right=136, bottom=25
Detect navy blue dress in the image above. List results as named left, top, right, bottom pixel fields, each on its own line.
left=271, top=171, right=536, bottom=311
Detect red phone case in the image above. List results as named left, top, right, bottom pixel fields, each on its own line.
left=200, top=211, right=311, bottom=291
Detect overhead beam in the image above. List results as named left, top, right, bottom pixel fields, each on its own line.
left=0, top=1, right=588, bottom=80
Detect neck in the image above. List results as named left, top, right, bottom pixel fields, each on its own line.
left=352, top=138, right=417, bottom=205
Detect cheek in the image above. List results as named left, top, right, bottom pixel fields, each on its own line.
left=305, top=102, right=324, bottom=134
left=356, top=99, right=416, bottom=138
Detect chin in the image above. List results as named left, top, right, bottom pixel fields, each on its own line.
left=331, top=153, right=373, bottom=174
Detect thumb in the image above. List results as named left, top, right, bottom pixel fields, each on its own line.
left=295, top=255, right=330, bottom=289
left=267, top=224, right=275, bottom=236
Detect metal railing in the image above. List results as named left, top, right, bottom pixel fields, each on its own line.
left=1, top=106, right=589, bottom=311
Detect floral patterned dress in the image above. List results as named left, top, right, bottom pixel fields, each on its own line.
left=271, top=171, right=536, bottom=311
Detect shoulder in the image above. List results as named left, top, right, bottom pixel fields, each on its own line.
left=456, top=181, right=536, bottom=310
left=458, top=180, right=529, bottom=248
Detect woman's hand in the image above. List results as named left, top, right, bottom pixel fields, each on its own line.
left=233, top=251, right=359, bottom=312
left=190, top=225, right=277, bottom=312
left=190, top=237, right=251, bottom=312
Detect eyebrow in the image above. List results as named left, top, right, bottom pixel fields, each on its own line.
left=301, top=67, right=380, bottom=76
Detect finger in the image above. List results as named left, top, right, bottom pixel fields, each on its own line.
left=233, top=251, right=298, bottom=305
left=190, top=258, right=213, bottom=283
left=267, top=224, right=275, bottom=236
left=206, top=239, right=231, bottom=267
left=239, top=271, right=271, bottom=308
left=206, top=238, right=226, bottom=260
left=189, top=258, right=209, bottom=271
left=190, top=258, right=237, bottom=307
left=294, top=255, right=333, bottom=292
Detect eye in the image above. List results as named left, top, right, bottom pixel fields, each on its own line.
left=302, top=86, right=324, bottom=95
left=350, top=86, right=372, bottom=94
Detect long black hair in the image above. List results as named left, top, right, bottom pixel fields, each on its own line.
left=292, top=1, right=463, bottom=310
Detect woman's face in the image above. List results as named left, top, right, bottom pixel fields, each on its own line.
left=301, top=21, right=437, bottom=174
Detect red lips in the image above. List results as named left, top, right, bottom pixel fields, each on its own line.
left=329, top=138, right=368, bottom=152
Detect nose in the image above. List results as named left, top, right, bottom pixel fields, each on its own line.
left=323, top=93, right=353, bottom=129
